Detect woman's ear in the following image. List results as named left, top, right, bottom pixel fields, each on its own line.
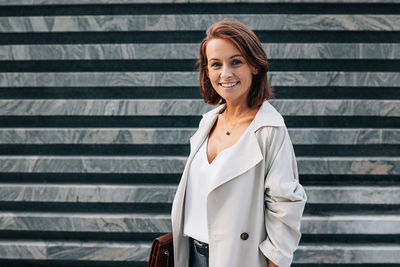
left=252, top=67, right=258, bottom=75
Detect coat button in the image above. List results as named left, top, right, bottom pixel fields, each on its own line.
left=240, top=232, right=249, bottom=240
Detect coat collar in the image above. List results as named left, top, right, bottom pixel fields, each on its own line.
left=189, top=100, right=284, bottom=192
left=201, top=100, right=285, bottom=131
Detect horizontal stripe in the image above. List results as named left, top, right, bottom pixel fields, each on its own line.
left=1, top=184, right=398, bottom=204
left=0, top=156, right=399, bottom=174
left=1, top=43, right=399, bottom=60
left=0, top=72, right=398, bottom=87
left=1, top=99, right=399, bottom=116
left=0, top=212, right=399, bottom=234
left=0, top=15, right=399, bottom=32
left=0, top=128, right=398, bottom=145
left=295, top=244, right=400, bottom=264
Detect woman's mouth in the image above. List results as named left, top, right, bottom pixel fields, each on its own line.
left=219, top=81, right=240, bottom=88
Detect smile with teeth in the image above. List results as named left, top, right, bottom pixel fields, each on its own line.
left=219, top=81, right=239, bottom=88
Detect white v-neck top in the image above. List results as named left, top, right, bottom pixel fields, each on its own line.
left=183, top=119, right=255, bottom=243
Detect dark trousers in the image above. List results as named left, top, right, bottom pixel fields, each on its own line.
left=189, top=237, right=209, bottom=267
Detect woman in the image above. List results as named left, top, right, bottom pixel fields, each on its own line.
left=171, top=18, right=307, bottom=267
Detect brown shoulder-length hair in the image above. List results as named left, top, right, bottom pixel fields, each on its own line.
left=196, top=18, right=274, bottom=108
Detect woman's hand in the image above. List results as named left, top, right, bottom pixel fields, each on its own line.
left=268, top=259, right=278, bottom=267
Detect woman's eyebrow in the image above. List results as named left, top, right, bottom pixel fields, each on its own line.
left=209, top=54, right=242, bottom=62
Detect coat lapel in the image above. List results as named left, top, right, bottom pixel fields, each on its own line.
left=189, top=100, right=285, bottom=194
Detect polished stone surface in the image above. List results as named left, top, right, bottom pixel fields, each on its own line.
left=0, top=184, right=177, bottom=203
left=0, top=156, right=188, bottom=174
left=1, top=128, right=398, bottom=145
left=0, top=156, right=399, bottom=174
left=298, top=157, right=400, bottom=175
left=0, top=72, right=398, bottom=87
left=305, top=186, right=400, bottom=204
left=295, top=245, right=400, bottom=264
left=1, top=212, right=399, bottom=235
left=0, top=240, right=151, bottom=261
left=2, top=184, right=399, bottom=204
left=0, top=212, right=171, bottom=233
left=1, top=43, right=399, bottom=60
left=1, top=15, right=399, bottom=32
left=2, top=99, right=399, bottom=116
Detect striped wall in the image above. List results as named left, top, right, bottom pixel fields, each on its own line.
left=0, top=1, right=399, bottom=266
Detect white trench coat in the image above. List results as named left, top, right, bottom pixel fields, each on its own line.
left=171, top=100, right=307, bottom=267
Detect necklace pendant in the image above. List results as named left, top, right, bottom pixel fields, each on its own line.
left=226, top=131, right=230, bottom=135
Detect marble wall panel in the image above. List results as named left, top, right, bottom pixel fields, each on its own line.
left=0, top=156, right=188, bottom=173
left=0, top=72, right=398, bottom=87
left=1, top=43, right=399, bottom=60
left=1, top=156, right=399, bottom=174
left=0, top=241, right=151, bottom=261
left=1, top=99, right=399, bottom=116
left=294, top=245, right=400, bottom=264
left=0, top=213, right=171, bottom=232
left=0, top=128, right=399, bottom=145
left=2, top=184, right=399, bottom=204
left=305, top=186, right=400, bottom=204
left=300, top=215, right=400, bottom=234
left=1, top=15, right=399, bottom=32
left=0, top=184, right=176, bottom=203
left=0, top=128, right=195, bottom=144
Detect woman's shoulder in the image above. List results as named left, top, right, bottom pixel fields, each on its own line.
left=253, top=100, right=286, bottom=131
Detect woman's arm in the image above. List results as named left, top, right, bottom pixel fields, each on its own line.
left=259, top=125, right=307, bottom=267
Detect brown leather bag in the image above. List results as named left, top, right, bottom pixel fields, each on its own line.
left=148, top=232, right=174, bottom=267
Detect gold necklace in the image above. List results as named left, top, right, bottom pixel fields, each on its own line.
left=220, top=108, right=254, bottom=136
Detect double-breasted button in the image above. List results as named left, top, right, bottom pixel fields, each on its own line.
left=240, top=232, right=249, bottom=240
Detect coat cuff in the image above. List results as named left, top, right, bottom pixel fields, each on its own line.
left=259, top=238, right=293, bottom=267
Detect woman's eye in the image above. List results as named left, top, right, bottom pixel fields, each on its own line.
left=232, top=60, right=242, bottom=65
left=211, top=62, right=221, bottom=67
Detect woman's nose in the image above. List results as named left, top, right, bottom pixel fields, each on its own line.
left=220, top=65, right=233, bottom=78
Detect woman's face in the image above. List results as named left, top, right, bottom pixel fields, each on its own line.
left=206, top=38, right=257, bottom=104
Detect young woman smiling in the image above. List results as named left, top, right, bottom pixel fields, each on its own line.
left=171, top=18, right=307, bottom=267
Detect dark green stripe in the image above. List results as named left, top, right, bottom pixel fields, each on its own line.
left=304, top=203, right=400, bottom=216
left=0, top=260, right=147, bottom=267
left=1, top=87, right=398, bottom=100
left=0, top=202, right=171, bottom=213
left=2, top=59, right=399, bottom=72
left=1, top=31, right=399, bottom=45
left=301, top=234, right=400, bottom=244
left=0, top=173, right=181, bottom=184
left=0, top=3, right=399, bottom=16
left=301, top=175, right=400, bottom=186
left=1, top=144, right=398, bottom=156
left=1, top=116, right=399, bottom=128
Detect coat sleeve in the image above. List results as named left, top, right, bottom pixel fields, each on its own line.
left=258, top=125, right=307, bottom=267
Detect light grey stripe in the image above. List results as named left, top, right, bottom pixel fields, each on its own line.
left=0, top=212, right=172, bottom=233
left=301, top=215, right=400, bottom=234
left=1, top=128, right=398, bottom=145
left=1, top=72, right=398, bottom=87
left=1, top=15, right=399, bottom=32
left=1, top=212, right=398, bottom=234
left=1, top=184, right=399, bottom=204
left=1, top=99, right=399, bottom=116
left=0, top=184, right=177, bottom=203
left=1, top=43, right=399, bottom=60
left=0, top=240, right=151, bottom=261
left=305, top=186, right=400, bottom=204
left=295, top=245, right=400, bottom=264
left=0, top=156, right=399, bottom=174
